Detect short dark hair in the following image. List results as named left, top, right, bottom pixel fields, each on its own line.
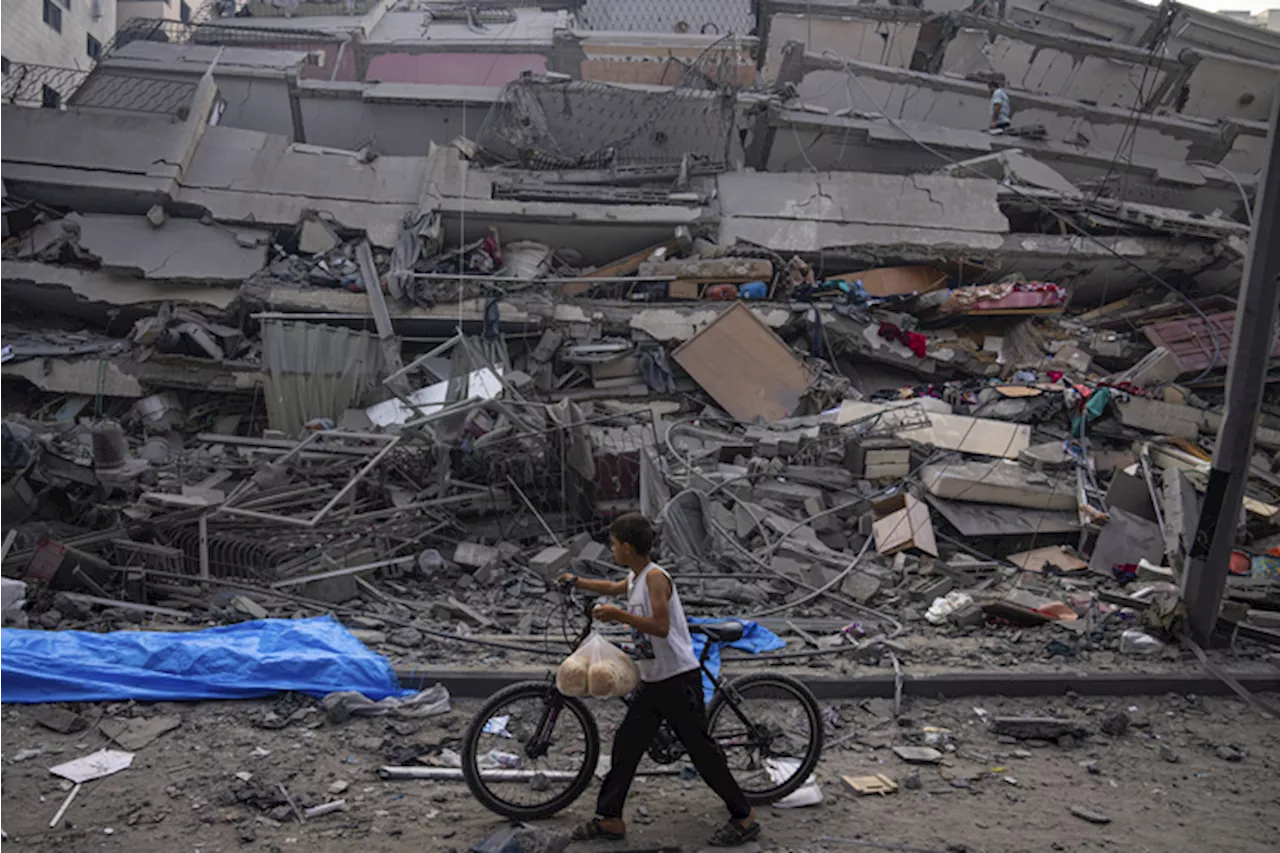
left=610, top=513, right=655, bottom=556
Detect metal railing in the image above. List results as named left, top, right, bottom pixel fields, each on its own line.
left=3, top=62, right=199, bottom=116
left=71, top=71, right=200, bottom=116
left=236, top=0, right=374, bottom=18
left=2, top=63, right=89, bottom=108
left=101, top=16, right=338, bottom=60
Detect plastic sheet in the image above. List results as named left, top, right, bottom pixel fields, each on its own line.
left=689, top=617, right=786, bottom=703
left=556, top=631, right=639, bottom=698
left=0, top=616, right=408, bottom=703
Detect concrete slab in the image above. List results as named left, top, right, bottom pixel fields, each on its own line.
left=1116, top=396, right=1203, bottom=439
left=64, top=213, right=269, bottom=283
left=921, top=460, right=1077, bottom=511
left=1160, top=467, right=1200, bottom=568
left=1088, top=506, right=1166, bottom=575
left=4, top=261, right=237, bottom=310
left=177, top=125, right=429, bottom=248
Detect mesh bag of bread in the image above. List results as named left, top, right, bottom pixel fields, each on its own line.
left=556, top=632, right=638, bottom=698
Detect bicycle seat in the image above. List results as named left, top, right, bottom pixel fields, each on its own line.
left=693, top=621, right=745, bottom=643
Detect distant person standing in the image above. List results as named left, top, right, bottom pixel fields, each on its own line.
left=988, top=77, right=1012, bottom=133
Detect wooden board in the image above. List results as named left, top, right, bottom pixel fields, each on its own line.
left=666, top=280, right=702, bottom=300
left=830, top=265, right=948, bottom=298
left=1142, top=310, right=1280, bottom=374
left=560, top=239, right=678, bottom=297
left=672, top=303, right=813, bottom=422
left=841, top=774, right=899, bottom=796
left=871, top=494, right=938, bottom=557
left=994, top=385, right=1045, bottom=398
left=1008, top=545, right=1089, bottom=573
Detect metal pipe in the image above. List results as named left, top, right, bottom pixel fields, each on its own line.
left=271, top=556, right=415, bottom=589
left=406, top=274, right=676, bottom=283
left=378, top=766, right=680, bottom=781
left=219, top=437, right=401, bottom=528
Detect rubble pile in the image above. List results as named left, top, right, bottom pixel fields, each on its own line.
left=3, top=196, right=1279, bottom=670
left=2, top=0, right=1278, bottom=682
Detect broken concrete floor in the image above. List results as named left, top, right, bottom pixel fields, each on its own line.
left=1, top=693, right=1276, bottom=853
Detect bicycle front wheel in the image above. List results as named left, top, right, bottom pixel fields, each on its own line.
left=705, top=673, right=824, bottom=804
left=461, top=681, right=600, bottom=820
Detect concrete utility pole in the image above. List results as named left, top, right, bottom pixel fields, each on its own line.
left=1183, top=92, right=1280, bottom=645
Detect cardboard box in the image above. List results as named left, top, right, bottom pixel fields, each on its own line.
left=870, top=493, right=938, bottom=557
left=667, top=280, right=701, bottom=300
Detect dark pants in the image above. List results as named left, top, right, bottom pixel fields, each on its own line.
left=596, top=669, right=751, bottom=821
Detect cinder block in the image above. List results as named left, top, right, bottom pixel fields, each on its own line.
left=1116, top=396, right=1202, bottom=439
left=454, top=542, right=499, bottom=569
left=567, top=532, right=593, bottom=556
left=530, top=546, right=571, bottom=581
left=578, top=541, right=609, bottom=565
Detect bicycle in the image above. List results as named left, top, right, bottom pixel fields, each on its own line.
left=460, top=581, right=824, bottom=820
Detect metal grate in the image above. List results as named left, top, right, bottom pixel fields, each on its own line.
left=101, top=16, right=338, bottom=60
left=2, top=64, right=89, bottom=108
left=69, top=70, right=200, bottom=116
left=578, top=0, right=756, bottom=34
left=475, top=35, right=749, bottom=169
left=237, top=0, right=374, bottom=18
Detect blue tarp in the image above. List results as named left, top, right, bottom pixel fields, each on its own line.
left=689, top=617, right=786, bottom=703
left=0, top=616, right=409, bottom=703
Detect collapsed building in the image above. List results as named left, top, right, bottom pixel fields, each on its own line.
left=2, top=0, right=1278, bottom=670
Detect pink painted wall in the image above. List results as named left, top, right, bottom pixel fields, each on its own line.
left=302, top=41, right=359, bottom=82
left=365, top=52, right=547, bottom=85
left=255, top=40, right=360, bottom=82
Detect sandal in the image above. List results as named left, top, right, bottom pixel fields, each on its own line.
left=708, top=817, right=762, bottom=847
left=571, top=818, right=626, bottom=841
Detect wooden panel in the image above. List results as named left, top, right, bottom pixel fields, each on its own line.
left=842, top=774, right=899, bottom=795
left=1142, top=311, right=1280, bottom=374
left=831, top=265, right=948, bottom=298
left=672, top=303, right=812, bottom=422
left=871, top=494, right=937, bottom=557
left=559, top=239, right=678, bottom=297
left=1008, top=545, right=1088, bottom=573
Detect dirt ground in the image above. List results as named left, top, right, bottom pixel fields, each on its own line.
left=2, top=689, right=1278, bottom=853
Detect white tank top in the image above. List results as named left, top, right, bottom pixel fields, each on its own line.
left=625, top=563, right=700, bottom=683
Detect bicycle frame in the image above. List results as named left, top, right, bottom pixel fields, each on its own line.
left=521, top=585, right=768, bottom=764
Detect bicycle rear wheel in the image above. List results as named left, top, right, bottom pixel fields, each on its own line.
left=705, top=673, right=824, bottom=804
left=461, top=681, right=599, bottom=820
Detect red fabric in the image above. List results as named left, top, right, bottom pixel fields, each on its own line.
left=877, top=323, right=928, bottom=358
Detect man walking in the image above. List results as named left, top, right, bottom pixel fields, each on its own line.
left=560, top=513, right=760, bottom=847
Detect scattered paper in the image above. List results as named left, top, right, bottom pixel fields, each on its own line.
left=482, top=715, right=512, bottom=738
left=49, top=749, right=134, bottom=784
left=768, top=758, right=822, bottom=808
